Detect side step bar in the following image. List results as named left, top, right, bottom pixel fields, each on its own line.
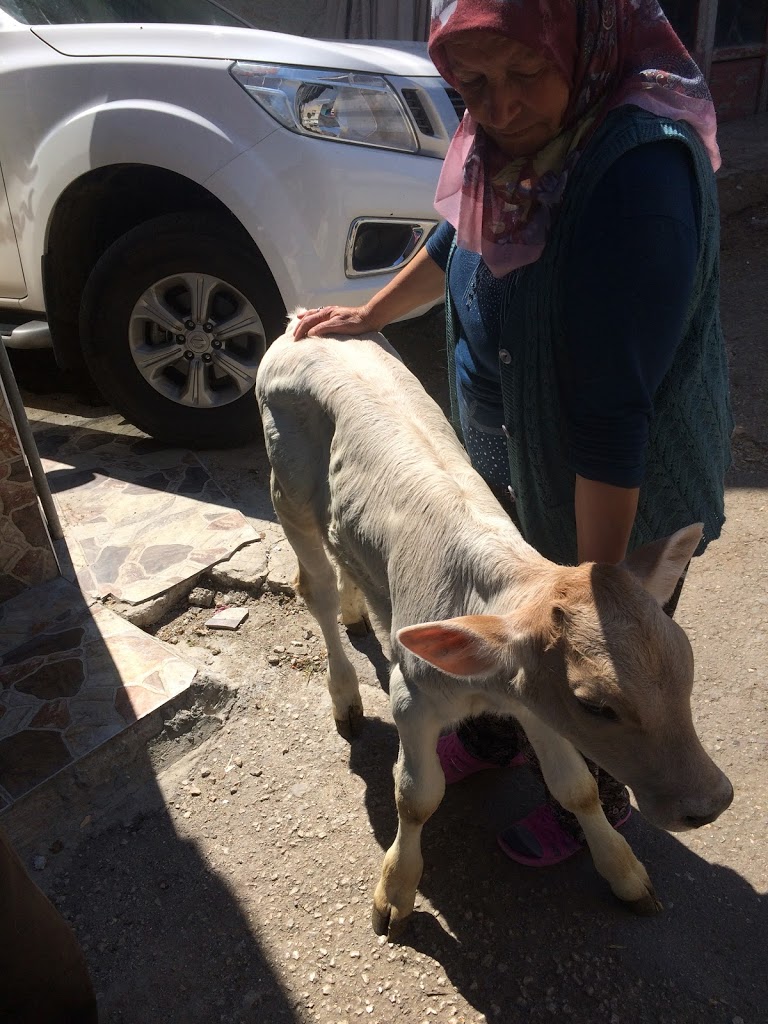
left=1, top=320, right=52, bottom=349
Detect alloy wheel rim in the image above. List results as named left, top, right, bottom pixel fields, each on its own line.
left=128, top=272, right=266, bottom=409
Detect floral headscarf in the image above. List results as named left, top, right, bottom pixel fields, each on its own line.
left=429, top=0, right=720, bottom=277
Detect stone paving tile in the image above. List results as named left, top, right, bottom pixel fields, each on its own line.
left=0, top=577, right=198, bottom=804
left=0, top=704, right=37, bottom=742
left=0, top=575, right=86, bottom=652
left=0, top=729, right=73, bottom=800
left=207, top=538, right=268, bottom=590
left=2, top=411, right=265, bottom=809
left=31, top=425, right=260, bottom=605
left=265, top=538, right=298, bottom=594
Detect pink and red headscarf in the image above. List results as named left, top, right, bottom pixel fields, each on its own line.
left=429, top=0, right=720, bottom=277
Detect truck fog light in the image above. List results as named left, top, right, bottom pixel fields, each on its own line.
left=345, top=218, right=437, bottom=277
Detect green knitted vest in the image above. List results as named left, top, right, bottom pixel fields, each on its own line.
left=445, top=106, right=733, bottom=566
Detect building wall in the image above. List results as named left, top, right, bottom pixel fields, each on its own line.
left=229, top=1, right=768, bottom=121
left=0, top=380, right=59, bottom=604
left=665, top=0, right=768, bottom=120
left=225, top=1, right=428, bottom=40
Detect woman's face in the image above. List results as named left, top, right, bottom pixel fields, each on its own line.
left=444, top=32, right=570, bottom=158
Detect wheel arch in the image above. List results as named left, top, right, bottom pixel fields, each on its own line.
left=42, top=164, right=277, bottom=370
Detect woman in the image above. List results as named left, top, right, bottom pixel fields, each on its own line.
left=293, top=0, right=732, bottom=867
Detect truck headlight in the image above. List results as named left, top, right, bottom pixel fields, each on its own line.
left=230, top=62, right=418, bottom=153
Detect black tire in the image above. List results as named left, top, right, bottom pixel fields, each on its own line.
left=79, top=211, right=285, bottom=448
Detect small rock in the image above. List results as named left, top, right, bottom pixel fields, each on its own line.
left=188, top=587, right=215, bottom=608
left=200, top=768, right=211, bottom=778
left=33, top=855, right=47, bottom=871
left=273, top=645, right=286, bottom=653
left=268, top=655, right=281, bottom=666
left=190, top=787, right=202, bottom=796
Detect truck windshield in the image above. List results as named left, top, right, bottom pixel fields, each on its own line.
left=0, top=0, right=248, bottom=27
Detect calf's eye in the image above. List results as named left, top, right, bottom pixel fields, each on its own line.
left=576, top=698, right=619, bottom=722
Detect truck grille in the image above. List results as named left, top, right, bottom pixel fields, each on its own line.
left=444, top=87, right=466, bottom=121
left=401, top=88, right=436, bottom=137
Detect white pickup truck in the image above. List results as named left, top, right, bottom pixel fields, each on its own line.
left=0, top=1, right=461, bottom=446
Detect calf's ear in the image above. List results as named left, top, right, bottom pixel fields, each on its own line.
left=621, top=523, right=703, bottom=605
left=397, top=612, right=535, bottom=678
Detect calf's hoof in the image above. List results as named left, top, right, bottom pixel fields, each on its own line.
left=334, top=704, right=365, bottom=741
left=344, top=614, right=372, bottom=637
left=371, top=899, right=410, bottom=942
left=624, top=885, right=663, bottom=915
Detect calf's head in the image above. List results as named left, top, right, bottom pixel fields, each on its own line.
left=398, top=524, right=733, bottom=833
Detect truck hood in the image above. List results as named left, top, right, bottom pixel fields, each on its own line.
left=32, top=24, right=439, bottom=77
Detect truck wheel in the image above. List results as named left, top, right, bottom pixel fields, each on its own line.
left=79, top=212, right=285, bottom=448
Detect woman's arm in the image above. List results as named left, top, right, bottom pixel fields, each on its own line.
left=294, top=245, right=446, bottom=339
left=575, top=477, right=639, bottom=563
left=563, top=141, right=700, bottom=563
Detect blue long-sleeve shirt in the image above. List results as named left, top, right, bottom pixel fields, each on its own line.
left=426, top=140, right=699, bottom=488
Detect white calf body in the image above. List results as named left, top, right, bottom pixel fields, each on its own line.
left=255, top=322, right=732, bottom=938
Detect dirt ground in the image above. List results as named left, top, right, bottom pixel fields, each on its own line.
left=12, top=199, right=768, bottom=1024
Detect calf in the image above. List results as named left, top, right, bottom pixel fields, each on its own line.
left=255, top=321, right=733, bottom=940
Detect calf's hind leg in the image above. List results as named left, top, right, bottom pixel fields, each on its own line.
left=271, top=475, right=364, bottom=739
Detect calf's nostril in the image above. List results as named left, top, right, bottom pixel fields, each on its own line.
left=683, top=811, right=719, bottom=829
left=680, top=777, right=733, bottom=829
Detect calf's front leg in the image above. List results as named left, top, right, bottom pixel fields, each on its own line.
left=514, top=707, right=662, bottom=914
left=372, top=667, right=445, bottom=940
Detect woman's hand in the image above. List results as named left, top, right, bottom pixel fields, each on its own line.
left=293, top=304, right=381, bottom=340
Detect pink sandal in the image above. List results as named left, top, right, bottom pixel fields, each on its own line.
left=497, top=803, right=632, bottom=867
left=437, top=732, right=526, bottom=785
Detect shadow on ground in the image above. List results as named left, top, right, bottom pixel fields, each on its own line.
left=1, top=590, right=302, bottom=1024
left=347, top=714, right=768, bottom=1024
left=63, top=814, right=305, bottom=1023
